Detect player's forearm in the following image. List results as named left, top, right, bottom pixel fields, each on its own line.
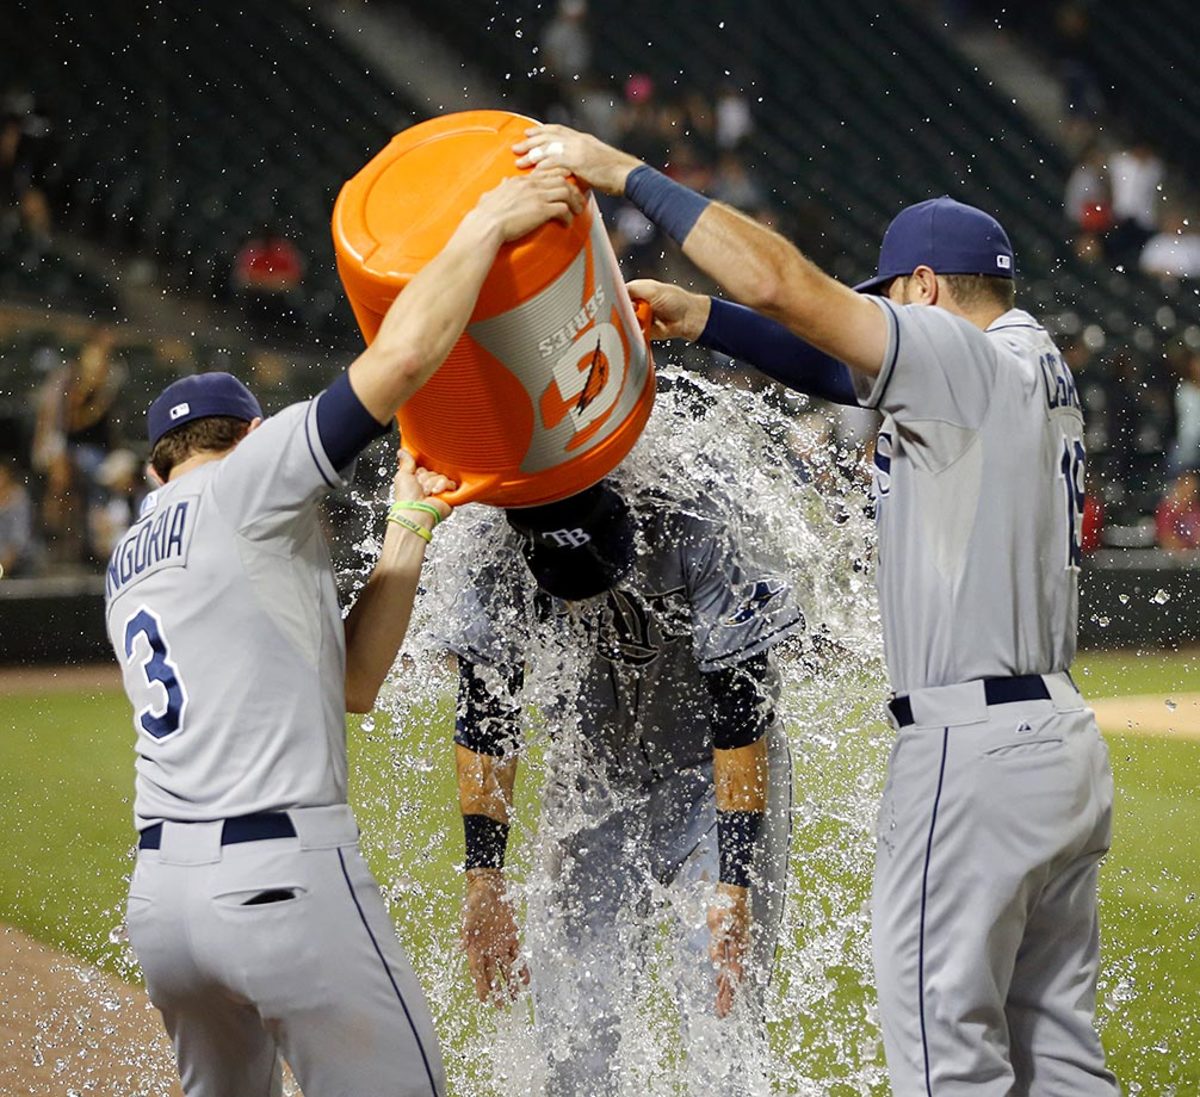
left=343, top=514, right=433, bottom=713
left=347, top=209, right=504, bottom=423
left=455, top=744, right=518, bottom=824
left=714, top=737, right=768, bottom=814
left=457, top=744, right=518, bottom=872
left=714, top=738, right=767, bottom=891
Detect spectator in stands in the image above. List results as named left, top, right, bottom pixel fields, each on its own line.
left=1139, top=207, right=1200, bottom=283
left=1064, top=142, right=1113, bottom=241
left=232, top=224, right=306, bottom=335
left=1, top=92, right=54, bottom=246
left=0, top=457, right=35, bottom=579
left=1171, top=349, right=1200, bottom=474
left=715, top=81, right=754, bottom=151
left=1107, top=139, right=1165, bottom=264
left=1051, top=2, right=1104, bottom=124
left=1156, top=470, right=1200, bottom=551
left=1081, top=467, right=1104, bottom=555
left=617, top=75, right=668, bottom=168
left=541, top=0, right=591, bottom=86
left=88, top=449, right=145, bottom=560
left=712, top=150, right=765, bottom=213
left=32, top=327, right=124, bottom=565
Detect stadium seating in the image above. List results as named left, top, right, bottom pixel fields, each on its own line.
left=1, top=0, right=422, bottom=346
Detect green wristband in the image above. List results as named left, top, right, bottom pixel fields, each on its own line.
left=389, top=500, right=443, bottom=527
left=386, top=512, right=433, bottom=544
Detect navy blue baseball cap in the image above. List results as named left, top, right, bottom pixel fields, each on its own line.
left=147, top=372, right=263, bottom=447
left=506, top=481, right=635, bottom=601
left=854, top=195, right=1015, bottom=294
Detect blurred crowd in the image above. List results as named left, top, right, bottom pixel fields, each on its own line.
left=4, top=4, right=1200, bottom=580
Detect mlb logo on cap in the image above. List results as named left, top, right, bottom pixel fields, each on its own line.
left=147, top=372, right=263, bottom=446
left=997, top=254, right=1012, bottom=270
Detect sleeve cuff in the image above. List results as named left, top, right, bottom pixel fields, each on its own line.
left=856, top=296, right=901, bottom=410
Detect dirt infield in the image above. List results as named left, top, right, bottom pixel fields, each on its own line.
left=0, top=664, right=122, bottom=694
left=0, top=925, right=180, bottom=1097
left=1091, top=692, right=1200, bottom=739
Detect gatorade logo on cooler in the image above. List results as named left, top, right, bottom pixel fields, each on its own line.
left=469, top=200, right=649, bottom=475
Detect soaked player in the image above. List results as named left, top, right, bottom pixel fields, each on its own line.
left=445, top=479, right=803, bottom=1096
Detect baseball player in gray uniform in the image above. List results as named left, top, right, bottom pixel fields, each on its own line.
left=104, top=168, right=583, bottom=1097
left=443, top=479, right=803, bottom=1096
left=513, top=125, right=1119, bottom=1096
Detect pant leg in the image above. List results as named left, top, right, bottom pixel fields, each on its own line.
left=658, top=725, right=792, bottom=1096
left=236, top=844, right=446, bottom=1097
left=125, top=858, right=283, bottom=1097
left=529, top=784, right=649, bottom=1097
left=873, top=707, right=1118, bottom=1097
left=1007, top=719, right=1119, bottom=1096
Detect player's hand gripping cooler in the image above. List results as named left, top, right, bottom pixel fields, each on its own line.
left=333, top=109, right=655, bottom=508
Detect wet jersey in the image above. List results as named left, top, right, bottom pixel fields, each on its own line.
left=441, top=495, right=805, bottom=786
left=104, top=399, right=351, bottom=828
left=855, top=301, right=1085, bottom=693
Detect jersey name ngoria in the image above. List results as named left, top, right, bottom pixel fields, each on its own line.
left=105, top=400, right=351, bottom=828
left=856, top=301, right=1084, bottom=693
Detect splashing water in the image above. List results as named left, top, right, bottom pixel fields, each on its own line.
left=361, top=368, right=894, bottom=1095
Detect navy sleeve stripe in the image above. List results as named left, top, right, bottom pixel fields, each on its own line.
left=303, top=408, right=339, bottom=490
left=866, top=299, right=902, bottom=410
left=315, top=372, right=390, bottom=472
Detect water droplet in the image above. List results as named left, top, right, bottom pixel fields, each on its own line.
left=1165, top=699, right=1177, bottom=711
left=1151, top=589, right=1170, bottom=605
left=361, top=714, right=376, bottom=733
left=1118, top=593, right=1130, bottom=605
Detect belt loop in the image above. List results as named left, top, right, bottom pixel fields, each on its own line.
left=157, top=820, right=223, bottom=865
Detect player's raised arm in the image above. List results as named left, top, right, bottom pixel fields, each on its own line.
left=454, top=660, right=530, bottom=1006
left=347, top=169, right=583, bottom=424
left=625, top=279, right=859, bottom=406
left=342, top=449, right=456, bottom=713
left=513, top=125, right=888, bottom=377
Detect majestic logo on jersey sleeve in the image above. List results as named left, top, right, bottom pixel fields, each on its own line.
left=105, top=496, right=196, bottom=601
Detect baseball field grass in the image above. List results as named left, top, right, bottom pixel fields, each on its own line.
left=1, top=648, right=1196, bottom=1094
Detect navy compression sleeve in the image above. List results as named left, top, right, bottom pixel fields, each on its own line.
left=700, top=298, right=858, bottom=406
left=704, top=651, right=773, bottom=750
left=454, top=659, right=524, bottom=756
left=624, top=165, right=711, bottom=245
left=314, top=371, right=390, bottom=471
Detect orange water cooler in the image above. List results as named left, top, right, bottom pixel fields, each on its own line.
left=332, top=110, right=655, bottom=508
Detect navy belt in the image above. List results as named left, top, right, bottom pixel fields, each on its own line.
left=888, top=674, right=1052, bottom=728
left=138, top=811, right=297, bottom=851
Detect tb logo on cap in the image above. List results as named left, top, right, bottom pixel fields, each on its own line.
left=169, top=402, right=191, bottom=420
left=542, top=527, right=591, bottom=548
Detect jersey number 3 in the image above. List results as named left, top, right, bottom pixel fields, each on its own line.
left=1059, top=438, right=1086, bottom=571
left=123, top=608, right=187, bottom=739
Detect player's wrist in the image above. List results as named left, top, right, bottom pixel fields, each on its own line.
left=386, top=500, right=441, bottom=544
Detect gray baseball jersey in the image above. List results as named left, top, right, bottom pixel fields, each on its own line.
left=441, top=493, right=805, bottom=785
left=854, top=300, right=1117, bottom=1095
left=109, top=394, right=447, bottom=1097
left=105, top=399, right=351, bottom=827
left=855, top=301, right=1085, bottom=693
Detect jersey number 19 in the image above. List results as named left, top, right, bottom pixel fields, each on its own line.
left=1059, top=437, right=1086, bottom=571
